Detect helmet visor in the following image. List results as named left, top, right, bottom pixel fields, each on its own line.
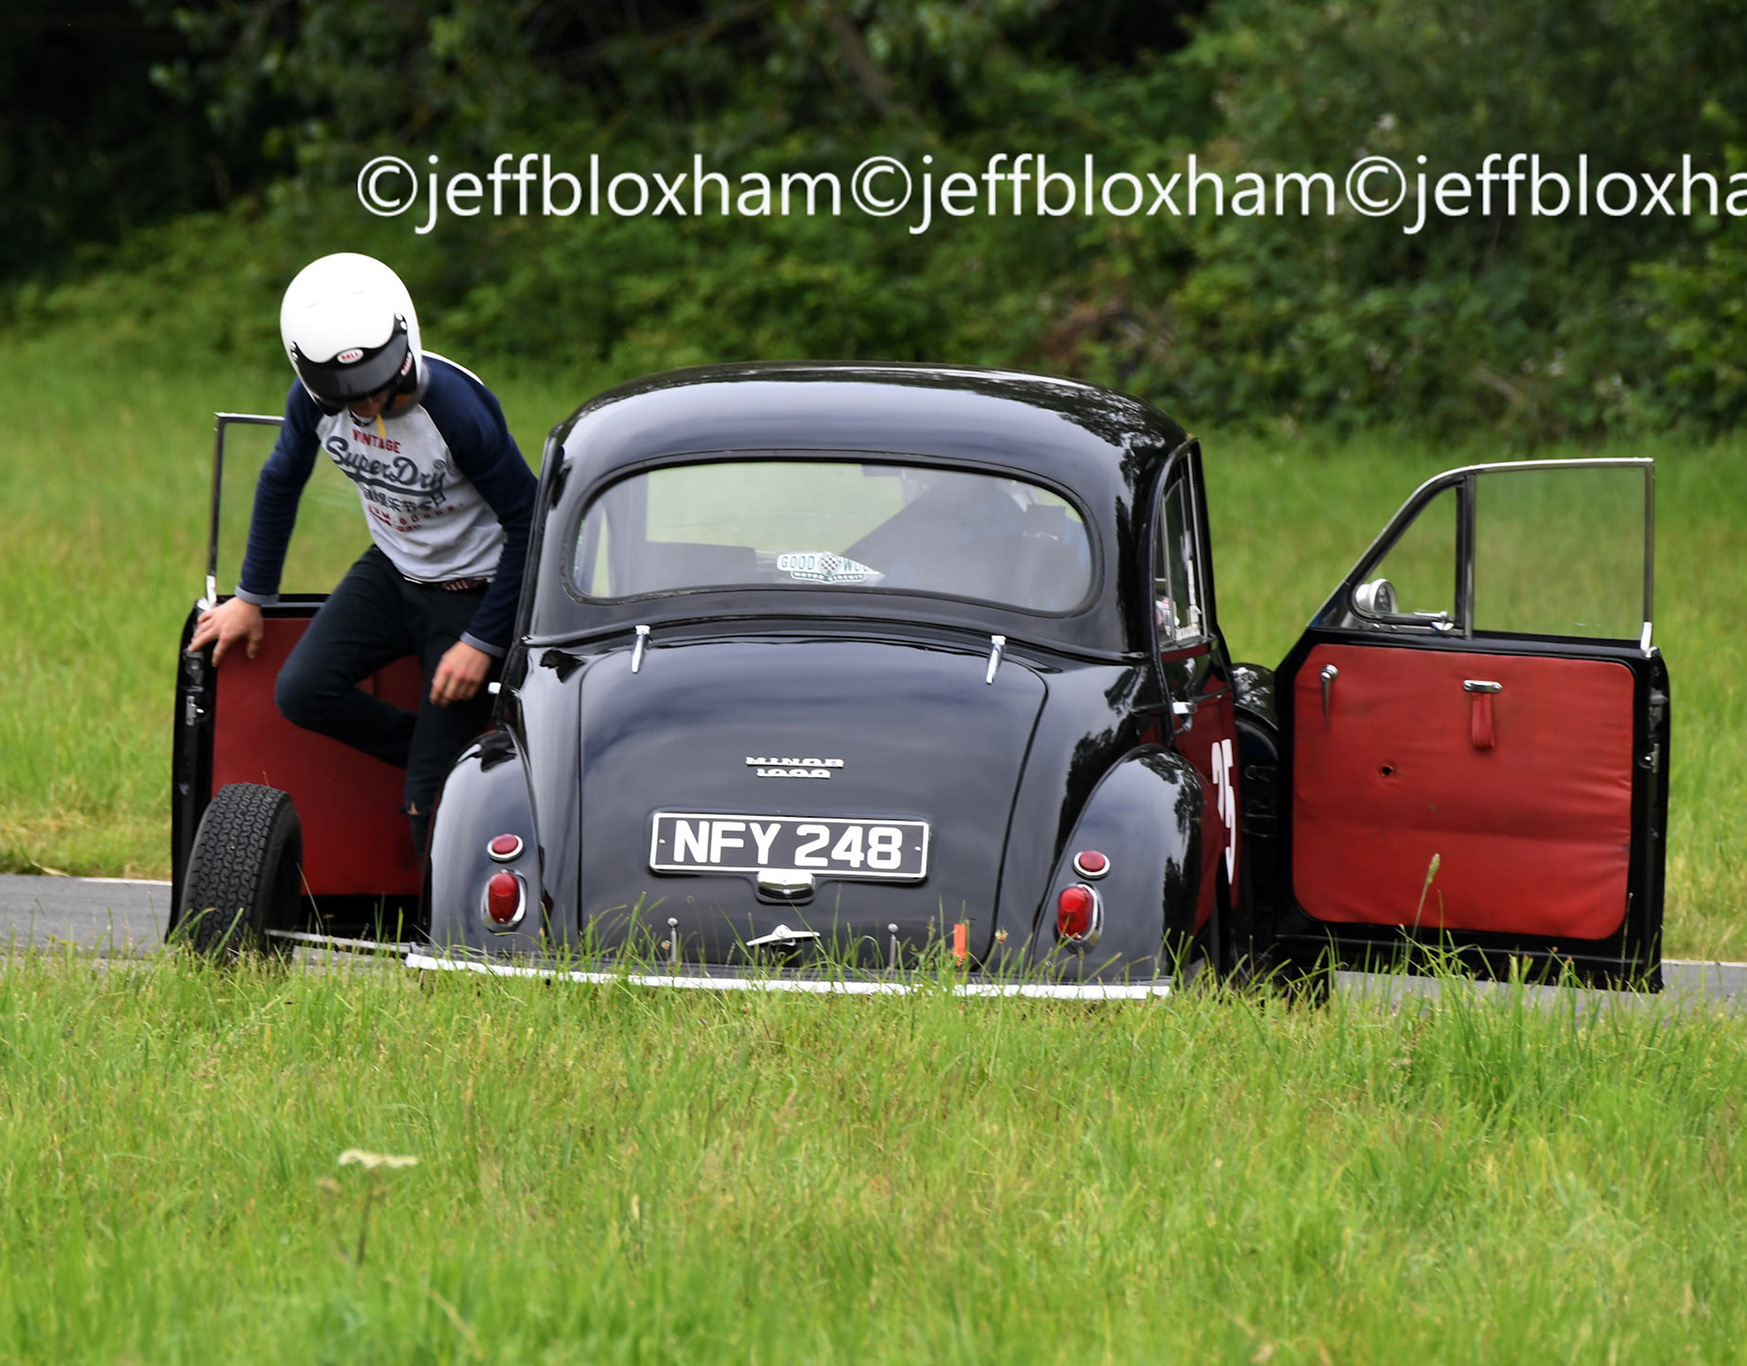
left=291, top=322, right=412, bottom=409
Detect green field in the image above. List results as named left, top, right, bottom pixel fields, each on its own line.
left=0, top=331, right=1743, bottom=953
left=5, top=327, right=1747, bottom=1362
left=2, top=951, right=1744, bottom=1364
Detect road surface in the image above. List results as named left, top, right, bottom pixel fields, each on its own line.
left=2, top=873, right=1742, bottom=1006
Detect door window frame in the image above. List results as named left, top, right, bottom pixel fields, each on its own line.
left=1151, top=452, right=1214, bottom=651
left=1323, top=458, right=1655, bottom=651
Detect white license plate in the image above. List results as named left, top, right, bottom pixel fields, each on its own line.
left=649, top=813, right=929, bottom=881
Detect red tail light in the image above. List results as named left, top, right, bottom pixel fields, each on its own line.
left=486, top=871, right=524, bottom=927
left=1057, top=884, right=1099, bottom=941
left=488, top=833, right=523, bottom=862
left=1072, top=849, right=1109, bottom=879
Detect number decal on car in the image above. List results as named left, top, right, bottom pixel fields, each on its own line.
left=1210, top=737, right=1237, bottom=883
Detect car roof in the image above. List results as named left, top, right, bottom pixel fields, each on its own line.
left=553, top=362, right=1187, bottom=495
left=534, top=363, right=1193, bottom=656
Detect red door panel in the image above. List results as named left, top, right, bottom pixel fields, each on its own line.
left=1292, top=643, right=1634, bottom=940
left=211, top=617, right=424, bottom=897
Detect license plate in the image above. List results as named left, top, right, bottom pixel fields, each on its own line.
left=649, top=812, right=930, bottom=881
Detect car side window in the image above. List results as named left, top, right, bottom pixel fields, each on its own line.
left=1474, top=465, right=1645, bottom=640
left=1154, top=472, right=1205, bottom=644
left=1361, top=484, right=1457, bottom=623
left=1347, top=463, right=1651, bottom=639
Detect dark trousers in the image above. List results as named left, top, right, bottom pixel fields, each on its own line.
left=274, top=546, right=498, bottom=851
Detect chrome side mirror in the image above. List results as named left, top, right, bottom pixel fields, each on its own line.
left=1353, top=578, right=1398, bottom=615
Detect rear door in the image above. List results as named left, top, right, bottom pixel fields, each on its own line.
left=1274, top=460, right=1667, bottom=985
left=171, top=413, right=423, bottom=928
left=1152, top=445, right=1239, bottom=936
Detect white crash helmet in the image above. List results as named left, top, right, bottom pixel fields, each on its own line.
left=279, top=253, right=423, bottom=412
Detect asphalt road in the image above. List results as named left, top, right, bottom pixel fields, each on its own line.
left=3, top=873, right=1743, bottom=1008
left=0, top=873, right=173, bottom=957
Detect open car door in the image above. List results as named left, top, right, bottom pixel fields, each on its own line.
left=1273, top=459, right=1667, bottom=987
left=170, top=413, right=425, bottom=937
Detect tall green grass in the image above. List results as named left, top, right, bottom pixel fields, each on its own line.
left=1, top=952, right=1743, bottom=1363
left=1, top=329, right=1742, bottom=953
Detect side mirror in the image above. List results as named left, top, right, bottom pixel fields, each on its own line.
left=1353, top=578, right=1397, bottom=615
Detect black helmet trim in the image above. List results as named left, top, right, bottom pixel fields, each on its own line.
left=291, top=314, right=412, bottom=410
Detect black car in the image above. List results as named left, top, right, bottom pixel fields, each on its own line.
left=172, top=364, right=1669, bottom=992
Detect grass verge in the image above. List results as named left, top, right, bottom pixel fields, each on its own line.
left=4, top=951, right=1746, bottom=1363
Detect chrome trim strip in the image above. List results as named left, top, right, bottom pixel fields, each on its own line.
left=206, top=412, right=284, bottom=604
left=265, top=930, right=419, bottom=955
left=1644, top=463, right=1655, bottom=643
left=985, top=633, right=1006, bottom=684
left=1320, top=458, right=1656, bottom=638
left=630, top=623, right=651, bottom=673
left=405, top=952, right=1173, bottom=999
left=1459, top=472, right=1477, bottom=639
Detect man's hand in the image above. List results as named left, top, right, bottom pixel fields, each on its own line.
left=430, top=640, right=492, bottom=706
left=188, top=597, right=264, bottom=666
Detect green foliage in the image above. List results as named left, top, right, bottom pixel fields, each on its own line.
left=1639, top=111, right=1747, bottom=428
left=0, top=3, right=277, bottom=278
left=1149, top=0, right=1747, bottom=437
left=8, top=0, right=1747, bottom=434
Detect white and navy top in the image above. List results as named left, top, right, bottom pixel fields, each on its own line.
left=236, top=354, right=537, bottom=655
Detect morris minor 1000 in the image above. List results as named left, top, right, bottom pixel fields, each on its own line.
left=173, top=364, right=1668, bottom=992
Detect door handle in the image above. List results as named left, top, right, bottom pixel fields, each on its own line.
left=1463, top=680, right=1501, bottom=749
left=1320, top=664, right=1338, bottom=728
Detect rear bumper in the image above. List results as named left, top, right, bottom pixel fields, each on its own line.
left=404, top=949, right=1173, bottom=1000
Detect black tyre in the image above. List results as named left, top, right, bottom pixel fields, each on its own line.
left=175, top=784, right=304, bottom=957
left=1263, top=953, right=1335, bottom=1008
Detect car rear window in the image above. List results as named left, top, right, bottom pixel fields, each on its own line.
left=572, top=458, right=1093, bottom=614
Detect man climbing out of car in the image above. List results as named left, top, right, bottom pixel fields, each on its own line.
left=188, top=252, right=537, bottom=852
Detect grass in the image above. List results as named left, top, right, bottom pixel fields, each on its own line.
left=3, top=315, right=1745, bottom=1360
left=0, top=329, right=1743, bottom=953
left=1, top=949, right=1744, bottom=1364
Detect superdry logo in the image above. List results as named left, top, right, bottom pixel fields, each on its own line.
left=746, top=756, right=844, bottom=779
left=323, top=436, right=448, bottom=503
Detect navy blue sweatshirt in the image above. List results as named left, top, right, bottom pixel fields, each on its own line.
left=236, top=355, right=537, bottom=654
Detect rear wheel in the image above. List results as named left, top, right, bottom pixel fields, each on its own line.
left=176, top=784, right=303, bottom=958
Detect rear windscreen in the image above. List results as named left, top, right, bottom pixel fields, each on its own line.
left=573, top=459, right=1094, bottom=614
